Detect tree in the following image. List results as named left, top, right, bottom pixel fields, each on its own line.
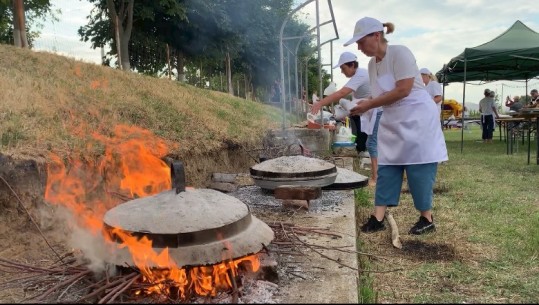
left=79, top=0, right=186, bottom=73
left=78, top=0, right=326, bottom=101
left=106, top=0, right=133, bottom=70
left=12, top=0, right=28, bottom=47
left=78, top=0, right=135, bottom=71
left=0, top=0, right=55, bottom=47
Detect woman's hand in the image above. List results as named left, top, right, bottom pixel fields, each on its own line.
left=349, top=100, right=372, bottom=116
left=310, top=102, right=322, bottom=115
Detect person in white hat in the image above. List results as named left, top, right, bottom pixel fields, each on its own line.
left=344, top=17, right=448, bottom=235
left=310, top=51, right=372, bottom=156
left=419, top=67, right=443, bottom=118
left=479, top=89, right=500, bottom=143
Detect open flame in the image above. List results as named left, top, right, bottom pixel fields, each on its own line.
left=44, top=124, right=260, bottom=299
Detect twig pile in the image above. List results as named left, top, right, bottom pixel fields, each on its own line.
left=268, top=221, right=403, bottom=274
left=0, top=254, right=238, bottom=304
left=0, top=254, right=145, bottom=303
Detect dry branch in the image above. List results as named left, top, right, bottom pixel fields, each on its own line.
left=385, top=211, right=402, bottom=249
left=34, top=269, right=92, bottom=302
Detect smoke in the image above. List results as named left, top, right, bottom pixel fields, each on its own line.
left=52, top=207, right=118, bottom=277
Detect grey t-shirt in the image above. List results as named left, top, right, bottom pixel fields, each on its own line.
left=509, top=101, right=523, bottom=111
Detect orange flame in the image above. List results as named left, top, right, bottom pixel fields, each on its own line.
left=44, top=124, right=260, bottom=299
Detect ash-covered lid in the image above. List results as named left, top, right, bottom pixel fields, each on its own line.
left=250, top=155, right=337, bottom=179
left=102, top=188, right=274, bottom=267
left=322, top=167, right=368, bottom=190
left=103, top=188, right=247, bottom=234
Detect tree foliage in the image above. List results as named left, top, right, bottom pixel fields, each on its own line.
left=77, top=0, right=329, bottom=100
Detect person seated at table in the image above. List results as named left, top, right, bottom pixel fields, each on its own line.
left=505, top=95, right=523, bottom=112
left=525, top=89, right=538, bottom=108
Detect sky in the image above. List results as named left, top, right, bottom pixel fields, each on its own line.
left=33, top=0, right=539, bottom=110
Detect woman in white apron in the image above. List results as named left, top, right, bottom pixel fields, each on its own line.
left=419, top=67, right=443, bottom=118
left=344, top=17, right=448, bottom=235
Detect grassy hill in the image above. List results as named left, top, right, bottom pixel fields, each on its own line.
left=0, top=44, right=285, bottom=185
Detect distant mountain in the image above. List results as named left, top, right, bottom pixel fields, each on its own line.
left=464, top=102, right=479, bottom=111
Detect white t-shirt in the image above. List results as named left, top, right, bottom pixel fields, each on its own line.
left=425, top=80, right=442, bottom=100
left=344, top=68, right=371, bottom=100
left=425, top=80, right=443, bottom=113
left=367, top=45, right=426, bottom=101
left=479, top=97, right=496, bottom=115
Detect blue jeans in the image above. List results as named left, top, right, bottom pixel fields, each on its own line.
left=366, top=111, right=382, bottom=158
left=481, top=114, right=495, bottom=140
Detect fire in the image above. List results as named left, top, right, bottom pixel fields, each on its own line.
left=44, top=124, right=260, bottom=299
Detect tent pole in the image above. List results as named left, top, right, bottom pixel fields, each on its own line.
left=501, top=84, right=504, bottom=107
left=525, top=78, right=529, bottom=103
left=461, top=59, right=467, bottom=153
left=441, top=83, right=446, bottom=129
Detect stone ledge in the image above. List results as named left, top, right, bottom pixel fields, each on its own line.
left=230, top=157, right=360, bottom=303
left=273, top=156, right=359, bottom=303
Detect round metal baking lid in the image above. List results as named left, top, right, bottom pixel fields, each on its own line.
left=250, top=155, right=337, bottom=179
left=322, top=167, right=369, bottom=190
left=103, top=188, right=274, bottom=267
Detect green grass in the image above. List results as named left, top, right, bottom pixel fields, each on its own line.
left=354, top=124, right=539, bottom=303
left=353, top=166, right=377, bottom=303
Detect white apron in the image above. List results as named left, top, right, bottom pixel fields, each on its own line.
left=373, top=74, right=448, bottom=165
left=359, top=105, right=378, bottom=136
left=351, top=98, right=378, bottom=135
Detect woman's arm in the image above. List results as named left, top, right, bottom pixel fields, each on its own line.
left=349, top=78, right=414, bottom=116
left=310, top=87, right=353, bottom=114
left=491, top=105, right=500, bottom=119
left=505, top=96, right=513, bottom=107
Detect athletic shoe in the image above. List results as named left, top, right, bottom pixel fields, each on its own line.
left=409, top=216, right=436, bottom=235
left=360, top=215, right=386, bottom=233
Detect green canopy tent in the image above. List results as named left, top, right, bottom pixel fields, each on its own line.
left=435, top=20, right=539, bottom=152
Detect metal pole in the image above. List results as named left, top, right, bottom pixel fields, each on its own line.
left=316, top=0, right=323, bottom=127
left=299, top=65, right=303, bottom=113
left=305, top=60, right=309, bottom=106
left=287, top=48, right=291, bottom=113
left=279, top=0, right=315, bottom=131
left=441, top=82, right=445, bottom=129
left=330, top=40, right=334, bottom=82
left=294, top=39, right=302, bottom=100
left=461, top=59, right=467, bottom=153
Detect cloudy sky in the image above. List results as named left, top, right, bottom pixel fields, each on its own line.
left=34, top=0, right=539, bottom=110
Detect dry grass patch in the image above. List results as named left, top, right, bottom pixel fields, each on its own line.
left=0, top=44, right=283, bottom=161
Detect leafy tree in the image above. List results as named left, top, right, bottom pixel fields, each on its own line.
left=78, top=0, right=144, bottom=71
left=105, top=0, right=134, bottom=70
left=79, top=0, right=186, bottom=73
left=0, top=0, right=56, bottom=47
left=78, top=0, right=328, bottom=101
